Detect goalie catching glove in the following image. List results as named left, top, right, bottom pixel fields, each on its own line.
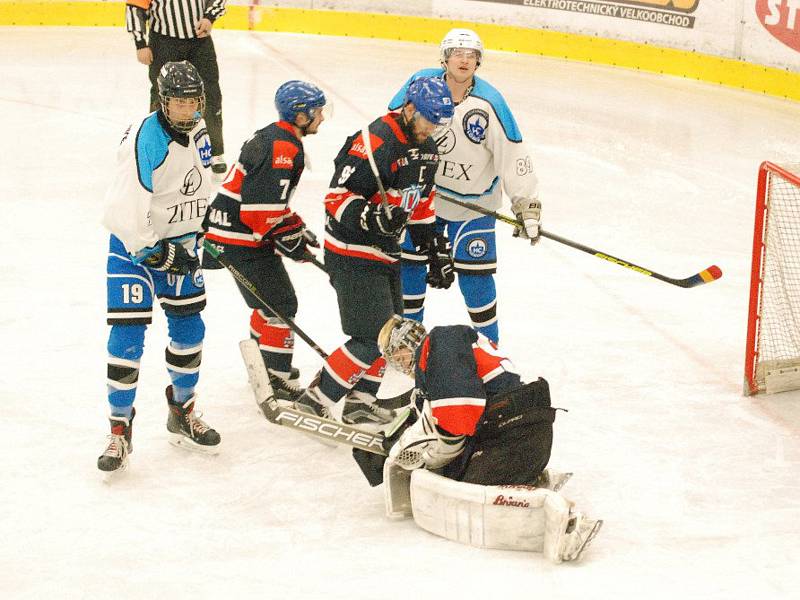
left=140, top=238, right=198, bottom=275
left=426, top=234, right=455, bottom=289
left=269, top=213, right=319, bottom=261
left=511, top=196, right=542, bottom=245
left=388, top=399, right=465, bottom=470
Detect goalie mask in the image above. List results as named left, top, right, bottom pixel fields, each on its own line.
left=157, top=61, right=206, bottom=133
left=378, top=315, right=427, bottom=376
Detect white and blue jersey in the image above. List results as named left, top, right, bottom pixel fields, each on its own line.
left=103, top=111, right=213, bottom=257
left=390, top=69, right=538, bottom=343
left=389, top=68, right=538, bottom=224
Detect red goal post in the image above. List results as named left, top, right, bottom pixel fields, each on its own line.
left=745, top=161, right=800, bottom=395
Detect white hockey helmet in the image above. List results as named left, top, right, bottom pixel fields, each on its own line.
left=378, top=315, right=427, bottom=376
left=440, top=28, right=483, bottom=66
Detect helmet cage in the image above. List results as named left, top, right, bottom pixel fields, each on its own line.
left=157, top=61, right=206, bottom=133
left=378, top=316, right=427, bottom=376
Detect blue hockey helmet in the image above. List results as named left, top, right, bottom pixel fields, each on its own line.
left=404, top=76, right=454, bottom=127
left=275, top=80, right=327, bottom=123
left=157, top=61, right=205, bottom=132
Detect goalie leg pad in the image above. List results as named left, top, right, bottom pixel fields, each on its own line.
left=409, top=469, right=600, bottom=563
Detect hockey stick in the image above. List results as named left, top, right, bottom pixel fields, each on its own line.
left=240, top=339, right=409, bottom=455
left=203, top=240, right=330, bottom=359
left=437, top=194, right=722, bottom=289
left=362, top=126, right=389, bottom=208
left=302, top=251, right=327, bottom=273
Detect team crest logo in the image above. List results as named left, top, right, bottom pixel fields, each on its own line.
left=194, top=129, right=212, bottom=167
left=181, top=167, right=202, bottom=196
left=463, top=109, right=489, bottom=144
left=467, top=238, right=488, bottom=258
left=435, top=128, right=456, bottom=154
left=192, top=268, right=204, bottom=288
left=400, top=184, right=423, bottom=211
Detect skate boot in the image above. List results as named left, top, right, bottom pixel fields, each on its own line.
left=342, top=390, right=397, bottom=433
left=533, top=469, right=573, bottom=492
left=165, top=386, right=221, bottom=453
left=97, top=410, right=135, bottom=473
left=268, top=369, right=304, bottom=404
left=561, top=511, right=603, bottom=562
left=294, top=386, right=335, bottom=419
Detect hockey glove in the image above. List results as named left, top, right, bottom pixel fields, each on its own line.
left=359, top=202, right=408, bottom=240
left=270, top=213, right=319, bottom=262
left=426, top=234, right=455, bottom=290
left=142, top=239, right=198, bottom=275
left=511, top=197, right=542, bottom=245
left=388, top=400, right=465, bottom=471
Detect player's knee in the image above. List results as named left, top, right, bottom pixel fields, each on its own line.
left=167, top=313, right=205, bottom=345
left=347, top=337, right=382, bottom=364
left=107, top=325, right=146, bottom=360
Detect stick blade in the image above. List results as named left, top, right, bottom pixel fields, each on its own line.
left=674, top=264, right=723, bottom=288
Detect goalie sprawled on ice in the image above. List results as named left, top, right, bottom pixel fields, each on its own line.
left=356, top=316, right=602, bottom=563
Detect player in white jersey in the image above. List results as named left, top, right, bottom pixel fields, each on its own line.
left=389, top=29, right=541, bottom=343
left=98, top=61, right=220, bottom=474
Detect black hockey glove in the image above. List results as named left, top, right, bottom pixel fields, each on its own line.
left=426, top=234, right=455, bottom=289
left=270, top=213, right=319, bottom=261
left=143, top=239, right=198, bottom=275
left=359, top=202, right=407, bottom=240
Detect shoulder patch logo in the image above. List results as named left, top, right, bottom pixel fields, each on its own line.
left=194, top=129, right=212, bottom=167
left=348, top=133, right=384, bottom=159
left=463, top=109, right=489, bottom=144
left=272, top=139, right=299, bottom=169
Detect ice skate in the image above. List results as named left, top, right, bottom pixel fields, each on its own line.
left=561, top=512, right=603, bottom=562
left=534, top=469, right=573, bottom=492
left=268, top=369, right=304, bottom=403
left=342, top=390, right=398, bottom=433
left=97, top=410, right=134, bottom=475
left=294, top=386, right=335, bottom=419
left=165, top=386, right=221, bottom=454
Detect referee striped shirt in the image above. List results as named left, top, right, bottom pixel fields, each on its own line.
left=126, top=0, right=226, bottom=49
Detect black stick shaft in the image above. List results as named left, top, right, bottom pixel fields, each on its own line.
left=203, top=240, right=329, bottom=359
left=437, top=195, right=721, bottom=289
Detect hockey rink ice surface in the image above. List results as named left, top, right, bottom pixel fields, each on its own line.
left=2, top=27, right=800, bottom=599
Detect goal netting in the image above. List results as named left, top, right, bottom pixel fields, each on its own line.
left=745, top=161, right=800, bottom=395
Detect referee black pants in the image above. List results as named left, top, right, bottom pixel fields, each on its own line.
left=148, top=31, right=224, bottom=156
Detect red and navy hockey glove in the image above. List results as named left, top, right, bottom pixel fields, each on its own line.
left=359, top=202, right=408, bottom=240
left=426, top=234, right=454, bottom=289
left=270, top=213, right=319, bottom=261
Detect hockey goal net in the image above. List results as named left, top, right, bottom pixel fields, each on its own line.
left=745, top=161, right=800, bottom=395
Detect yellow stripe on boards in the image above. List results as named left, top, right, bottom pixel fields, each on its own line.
left=2, top=3, right=799, bottom=101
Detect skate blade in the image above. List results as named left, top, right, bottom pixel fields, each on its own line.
left=100, top=459, right=129, bottom=483
left=168, top=433, right=221, bottom=455
left=569, top=520, right=604, bottom=562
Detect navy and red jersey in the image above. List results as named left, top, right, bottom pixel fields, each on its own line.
left=414, top=325, right=521, bottom=437
left=205, top=121, right=304, bottom=248
left=323, top=112, right=439, bottom=267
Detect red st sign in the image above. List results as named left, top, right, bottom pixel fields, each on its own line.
left=756, top=0, right=800, bottom=52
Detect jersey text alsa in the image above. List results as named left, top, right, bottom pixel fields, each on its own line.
left=389, top=69, right=538, bottom=222
left=324, top=113, right=438, bottom=266
left=103, top=111, right=213, bottom=254
left=205, top=121, right=304, bottom=247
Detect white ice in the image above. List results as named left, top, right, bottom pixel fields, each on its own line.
left=1, top=26, right=799, bottom=599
